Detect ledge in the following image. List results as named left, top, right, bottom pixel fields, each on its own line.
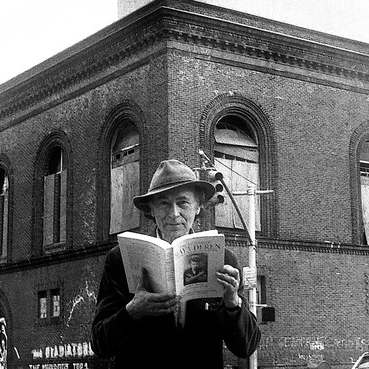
left=0, top=240, right=117, bottom=275
left=1, top=234, right=368, bottom=275
left=227, top=236, right=369, bottom=255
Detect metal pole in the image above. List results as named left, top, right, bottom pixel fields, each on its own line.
left=248, top=184, right=258, bottom=369
left=198, top=150, right=263, bottom=369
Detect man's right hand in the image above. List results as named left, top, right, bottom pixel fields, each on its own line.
left=126, top=268, right=181, bottom=320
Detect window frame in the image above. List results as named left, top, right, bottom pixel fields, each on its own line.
left=214, top=116, right=261, bottom=231
left=38, top=290, right=48, bottom=319
left=32, top=131, right=73, bottom=256
left=51, top=288, right=61, bottom=318
left=0, top=156, right=13, bottom=263
left=109, top=122, right=140, bottom=234
left=349, top=125, right=369, bottom=245
left=199, top=94, right=277, bottom=238
left=97, top=101, right=145, bottom=243
left=36, top=285, right=63, bottom=326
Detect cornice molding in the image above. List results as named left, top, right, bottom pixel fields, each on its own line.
left=1, top=3, right=369, bottom=123
left=227, top=237, right=369, bottom=255
left=0, top=241, right=116, bottom=275
left=1, top=236, right=367, bottom=275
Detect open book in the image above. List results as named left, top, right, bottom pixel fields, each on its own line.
left=118, top=230, right=225, bottom=325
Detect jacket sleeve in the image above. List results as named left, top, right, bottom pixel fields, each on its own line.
left=217, top=248, right=261, bottom=358
left=91, top=246, right=141, bottom=358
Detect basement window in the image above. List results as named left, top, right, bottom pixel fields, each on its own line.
left=38, top=291, right=48, bottom=319
left=37, top=287, right=62, bottom=325
left=51, top=289, right=61, bottom=318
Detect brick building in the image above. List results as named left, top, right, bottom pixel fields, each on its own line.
left=0, top=1, right=369, bottom=368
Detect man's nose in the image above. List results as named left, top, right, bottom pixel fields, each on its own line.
left=168, top=203, right=180, bottom=217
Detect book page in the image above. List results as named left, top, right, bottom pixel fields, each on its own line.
left=118, top=232, right=175, bottom=294
left=172, top=230, right=225, bottom=325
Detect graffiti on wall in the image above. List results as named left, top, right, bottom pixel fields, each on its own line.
left=29, top=342, right=94, bottom=369
left=258, top=335, right=369, bottom=367
left=66, top=273, right=97, bottom=328
left=0, top=318, right=7, bottom=369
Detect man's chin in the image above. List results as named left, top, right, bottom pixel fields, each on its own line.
left=164, top=229, right=187, bottom=243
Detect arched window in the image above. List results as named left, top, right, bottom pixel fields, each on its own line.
left=43, top=146, right=67, bottom=247
left=0, top=168, right=9, bottom=259
left=214, top=116, right=260, bottom=231
left=359, top=140, right=369, bottom=244
left=200, top=94, right=276, bottom=238
left=110, top=123, right=140, bottom=234
left=33, top=131, right=72, bottom=255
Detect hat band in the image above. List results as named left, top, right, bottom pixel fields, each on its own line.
left=149, top=179, right=195, bottom=193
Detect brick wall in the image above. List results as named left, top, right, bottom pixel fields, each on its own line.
left=1, top=2, right=369, bottom=369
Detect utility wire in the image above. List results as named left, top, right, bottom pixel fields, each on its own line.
left=214, top=157, right=258, bottom=187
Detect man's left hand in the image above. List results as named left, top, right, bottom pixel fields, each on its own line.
left=216, top=265, right=241, bottom=308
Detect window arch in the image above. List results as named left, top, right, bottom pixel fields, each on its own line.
left=0, top=156, right=12, bottom=263
left=200, top=93, right=277, bottom=238
left=33, top=131, right=73, bottom=255
left=97, top=101, right=144, bottom=242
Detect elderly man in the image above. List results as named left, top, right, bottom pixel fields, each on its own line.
left=91, top=159, right=260, bottom=369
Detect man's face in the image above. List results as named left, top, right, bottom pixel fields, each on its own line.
left=190, top=260, right=200, bottom=271
left=150, top=186, right=201, bottom=244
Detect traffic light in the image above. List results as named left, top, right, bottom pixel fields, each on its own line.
left=207, top=170, right=225, bottom=205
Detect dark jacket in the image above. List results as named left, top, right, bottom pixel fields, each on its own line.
left=91, top=243, right=260, bottom=369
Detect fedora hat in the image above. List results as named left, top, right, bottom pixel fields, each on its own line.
left=133, top=159, right=215, bottom=212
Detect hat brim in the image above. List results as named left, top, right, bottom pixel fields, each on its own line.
left=133, top=180, right=215, bottom=212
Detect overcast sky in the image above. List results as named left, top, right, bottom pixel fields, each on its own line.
left=1, top=0, right=369, bottom=85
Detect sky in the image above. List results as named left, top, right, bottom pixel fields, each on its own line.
left=1, top=0, right=369, bottom=85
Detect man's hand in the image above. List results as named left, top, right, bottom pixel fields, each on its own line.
left=126, top=268, right=181, bottom=320
left=216, top=265, right=241, bottom=308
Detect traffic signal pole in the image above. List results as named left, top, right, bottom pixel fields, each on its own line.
left=246, top=184, right=258, bottom=369
left=235, top=185, right=273, bottom=369
left=198, top=149, right=273, bottom=369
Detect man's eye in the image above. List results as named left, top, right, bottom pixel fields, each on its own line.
left=159, top=201, right=169, bottom=207
left=178, top=201, right=190, bottom=207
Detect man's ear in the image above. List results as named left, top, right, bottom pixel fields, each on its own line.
left=195, top=205, right=201, bottom=216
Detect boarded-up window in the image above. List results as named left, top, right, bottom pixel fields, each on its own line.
left=110, top=124, right=140, bottom=234
left=360, top=139, right=369, bottom=244
left=0, top=169, right=8, bottom=258
left=43, top=147, right=67, bottom=247
left=214, top=118, right=260, bottom=231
